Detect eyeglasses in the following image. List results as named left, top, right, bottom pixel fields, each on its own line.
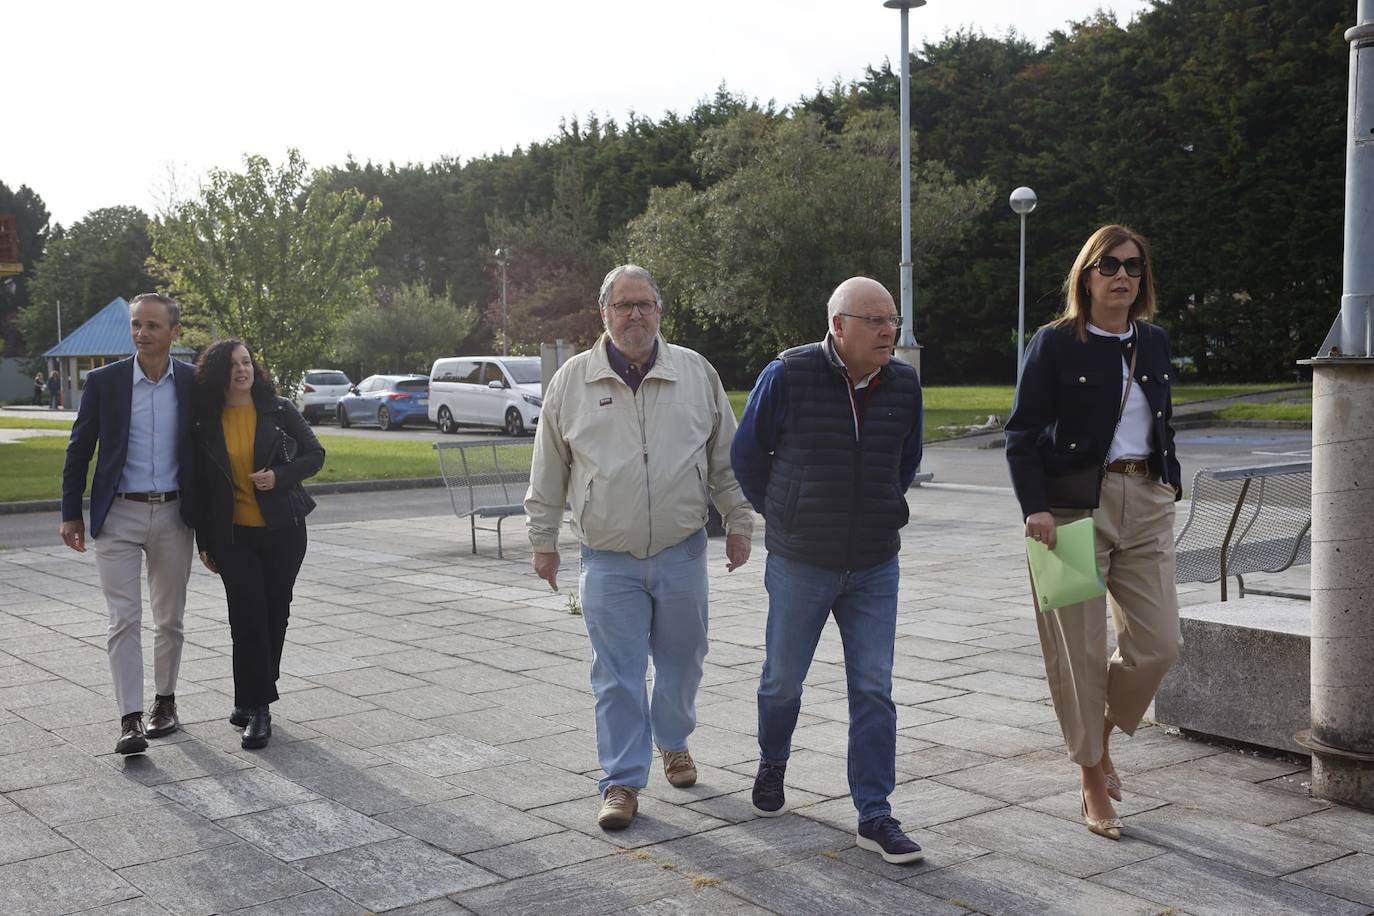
left=606, top=299, right=658, bottom=317
left=1090, top=255, right=1145, bottom=278
left=838, top=313, right=903, bottom=329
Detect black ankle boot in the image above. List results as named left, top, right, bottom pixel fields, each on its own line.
left=241, top=706, right=271, bottom=749
left=229, top=706, right=250, bottom=728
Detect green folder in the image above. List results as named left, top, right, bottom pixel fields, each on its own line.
left=1026, top=517, right=1106, bottom=613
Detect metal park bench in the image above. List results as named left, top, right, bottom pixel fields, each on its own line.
left=1174, top=461, right=1312, bottom=601
left=433, top=439, right=535, bottom=558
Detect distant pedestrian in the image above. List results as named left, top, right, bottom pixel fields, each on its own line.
left=525, top=264, right=753, bottom=831
left=59, top=293, right=197, bottom=755
left=46, top=369, right=61, bottom=409
left=1005, top=223, right=1183, bottom=842
left=193, top=339, right=324, bottom=750
left=33, top=372, right=45, bottom=405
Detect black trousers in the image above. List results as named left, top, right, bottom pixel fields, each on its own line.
left=214, top=524, right=307, bottom=707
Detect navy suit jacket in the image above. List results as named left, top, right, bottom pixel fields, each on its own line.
left=61, top=356, right=198, bottom=537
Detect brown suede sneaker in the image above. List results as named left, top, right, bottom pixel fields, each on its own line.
left=597, top=785, right=638, bottom=830
left=659, top=746, right=698, bottom=788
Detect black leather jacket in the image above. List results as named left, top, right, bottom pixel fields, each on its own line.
left=1005, top=320, right=1181, bottom=520
left=193, top=393, right=325, bottom=553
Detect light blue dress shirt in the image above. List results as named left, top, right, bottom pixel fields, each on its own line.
left=117, top=358, right=180, bottom=494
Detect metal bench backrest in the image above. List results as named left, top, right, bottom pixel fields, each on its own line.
left=433, top=439, right=534, bottom=517
left=1174, top=462, right=1312, bottom=585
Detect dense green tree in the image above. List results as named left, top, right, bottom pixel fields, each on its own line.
left=150, top=150, right=389, bottom=391
left=336, top=282, right=479, bottom=376
left=0, top=182, right=52, bottom=355
left=18, top=206, right=156, bottom=356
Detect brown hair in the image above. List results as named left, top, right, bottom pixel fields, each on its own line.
left=1051, top=224, right=1157, bottom=342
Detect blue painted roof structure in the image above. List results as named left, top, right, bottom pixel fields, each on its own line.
left=44, top=297, right=193, bottom=358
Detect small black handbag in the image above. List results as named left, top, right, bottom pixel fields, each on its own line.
left=1043, top=328, right=1138, bottom=510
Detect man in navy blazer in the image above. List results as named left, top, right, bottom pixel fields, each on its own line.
left=61, top=293, right=197, bottom=754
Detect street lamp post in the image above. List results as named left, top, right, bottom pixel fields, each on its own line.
left=883, top=0, right=926, bottom=374
left=1009, top=187, right=1038, bottom=385
left=494, top=248, right=509, bottom=357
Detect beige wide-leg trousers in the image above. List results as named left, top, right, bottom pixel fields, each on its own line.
left=94, top=497, right=194, bottom=717
left=1036, top=472, right=1183, bottom=767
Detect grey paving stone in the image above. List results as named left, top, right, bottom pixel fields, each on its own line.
left=119, top=842, right=321, bottom=916
left=448, top=760, right=601, bottom=810
left=534, top=794, right=731, bottom=849
left=0, top=742, right=111, bottom=791
left=429, top=705, right=575, bottom=747
left=498, top=730, right=602, bottom=776
left=724, top=854, right=964, bottom=915
left=1188, top=748, right=1311, bottom=783
left=220, top=798, right=400, bottom=860
left=1128, top=762, right=1331, bottom=826
left=1093, top=850, right=1370, bottom=916
left=932, top=748, right=1079, bottom=804
left=618, top=887, right=770, bottom=914
left=374, top=732, right=526, bottom=777
left=270, top=685, right=378, bottom=721
left=647, top=816, right=853, bottom=880
left=366, top=684, right=500, bottom=720
left=639, top=761, right=756, bottom=805
left=377, top=898, right=470, bottom=915
left=0, top=848, right=138, bottom=916
left=416, top=662, right=537, bottom=695
left=1283, top=852, right=1374, bottom=908
left=797, top=777, right=1005, bottom=832
left=57, top=804, right=235, bottom=869
left=901, top=716, right=1064, bottom=757
left=1021, top=787, right=1169, bottom=821
left=298, top=837, right=497, bottom=912
left=75, top=898, right=173, bottom=915
left=306, top=709, right=443, bottom=749
left=306, top=665, right=432, bottom=696
left=0, top=718, right=64, bottom=754
left=455, top=852, right=687, bottom=915
left=377, top=793, right=561, bottom=854
left=917, top=691, right=1059, bottom=728
left=1276, top=804, right=1374, bottom=853
left=1120, top=805, right=1352, bottom=876
left=293, top=762, right=470, bottom=815
left=1104, top=725, right=1221, bottom=772
left=683, top=786, right=829, bottom=824
left=155, top=768, right=318, bottom=819
left=908, top=852, right=1161, bottom=915
left=895, top=744, right=999, bottom=778
left=233, top=736, right=384, bottom=780
left=228, top=887, right=370, bottom=915
left=0, top=810, right=72, bottom=865
left=9, top=772, right=165, bottom=826
left=834, top=826, right=990, bottom=880
left=724, top=747, right=851, bottom=798
left=464, top=829, right=620, bottom=879
left=109, top=738, right=253, bottom=786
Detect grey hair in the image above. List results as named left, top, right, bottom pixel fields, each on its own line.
left=598, top=265, right=662, bottom=311
left=130, top=292, right=181, bottom=326
left=825, top=285, right=848, bottom=323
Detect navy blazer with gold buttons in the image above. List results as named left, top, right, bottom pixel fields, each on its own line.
left=1005, top=320, right=1182, bottom=520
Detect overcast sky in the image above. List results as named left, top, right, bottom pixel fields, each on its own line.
left=7, top=0, right=1151, bottom=226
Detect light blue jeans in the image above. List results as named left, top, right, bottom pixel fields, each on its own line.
left=757, top=552, right=900, bottom=822
left=580, top=528, right=710, bottom=794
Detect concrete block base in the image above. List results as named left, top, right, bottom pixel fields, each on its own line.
left=1154, top=597, right=1310, bottom=756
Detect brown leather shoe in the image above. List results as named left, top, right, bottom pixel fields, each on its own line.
left=597, top=785, right=638, bottom=830
left=659, top=746, right=698, bottom=788
left=146, top=696, right=179, bottom=738
left=115, top=713, right=148, bottom=755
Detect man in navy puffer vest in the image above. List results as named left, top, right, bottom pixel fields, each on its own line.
left=731, top=276, right=926, bottom=864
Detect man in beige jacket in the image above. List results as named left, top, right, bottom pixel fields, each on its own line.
left=526, top=264, right=753, bottom=831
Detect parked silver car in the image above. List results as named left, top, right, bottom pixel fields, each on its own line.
left=294, top=369, right=353, bottom=424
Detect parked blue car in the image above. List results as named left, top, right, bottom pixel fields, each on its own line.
left=336, top=375, right=431, bottom=431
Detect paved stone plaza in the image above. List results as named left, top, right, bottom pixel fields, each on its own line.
left=0, top=484, right=1370, bottom=915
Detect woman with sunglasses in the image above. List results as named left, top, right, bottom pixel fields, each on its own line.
left=192, top=340, right=324, bottom=750
left=1004, top=224, right=1183, bottom=841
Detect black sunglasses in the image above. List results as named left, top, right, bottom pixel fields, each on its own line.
left=1090, top=255, right=1145, bottom=278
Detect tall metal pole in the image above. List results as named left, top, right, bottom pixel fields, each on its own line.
left=1017, top=213, right=1027, bottom=382
left=1297, top=0, right=1374, bottom=810
left=56, top=299, right=62, bottom=342
left=897, top=5, right=913, bottom=350
left=500, top=261, right=508, bottom=358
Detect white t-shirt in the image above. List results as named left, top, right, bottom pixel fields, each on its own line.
left=1088, top=322, right=1153, bottom=461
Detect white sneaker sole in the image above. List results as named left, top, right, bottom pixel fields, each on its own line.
left=856, top=834, right=925, bottom=864
left=751, top=802, right=788, bottom=818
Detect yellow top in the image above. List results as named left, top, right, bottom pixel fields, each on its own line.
left=223, top=404, right=267, bottom=527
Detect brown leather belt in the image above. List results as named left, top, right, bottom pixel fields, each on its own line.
left=1104, top=458, right=1152, bottom=477
left=118, top=491, right=179, bottom=503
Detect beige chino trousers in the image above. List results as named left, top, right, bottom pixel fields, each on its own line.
left=94, top=497, right=194, bottom=717
left=1036, top=471, right=1183, bottom=767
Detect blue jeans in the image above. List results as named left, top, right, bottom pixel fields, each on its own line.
left=757, top=552, right=899, bottom=822
left=580, top=528, right=710, bottom=794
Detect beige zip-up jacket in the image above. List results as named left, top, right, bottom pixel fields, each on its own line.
left=525, top=333, right=753, bottom=558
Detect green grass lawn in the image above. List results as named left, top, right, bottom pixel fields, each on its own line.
left=0, top=417, right=74, bottom=430
left=1214, top=402, right=1313, bottom=422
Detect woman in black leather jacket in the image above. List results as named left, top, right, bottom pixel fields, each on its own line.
left=193, top=339, right=324, bottom=749
left=1005, top=224, right=1183, bottom=842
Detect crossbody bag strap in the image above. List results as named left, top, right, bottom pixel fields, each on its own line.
left=1100, top=322, right=1140, bottom=471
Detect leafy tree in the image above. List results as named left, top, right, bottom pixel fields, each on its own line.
left=336, top=282, right=479, bottom=376
left=18, top=206, right=156, bottom=356
left=150, top=150, right=389, bottom=391
left=0, top=182, right=52, bottom=355
left=626, top=108, right=994, bottom=378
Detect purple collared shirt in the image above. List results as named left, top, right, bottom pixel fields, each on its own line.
left=606, top=339, right=659, bottom=393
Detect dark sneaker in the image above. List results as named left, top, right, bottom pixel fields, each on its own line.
left=751, top=760, right=787, bottom=817
left=115, top=713, right=148, bottom=755
left=857, top=815, right=924, bottom=864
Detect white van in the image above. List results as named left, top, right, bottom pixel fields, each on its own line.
left=427, top=356, right=542, bottom=436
